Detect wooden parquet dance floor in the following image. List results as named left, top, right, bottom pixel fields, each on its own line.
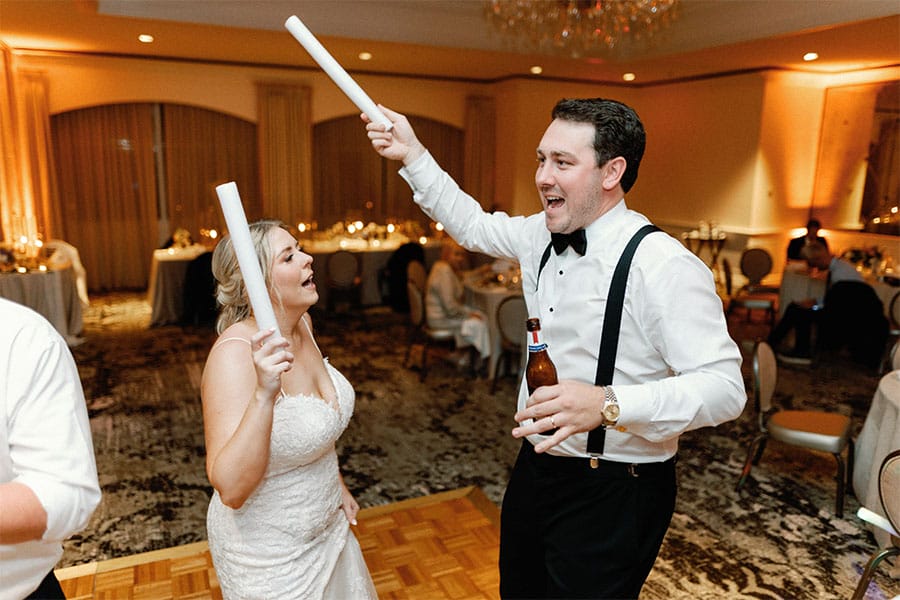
left=56, top=487, right=501, bottom=599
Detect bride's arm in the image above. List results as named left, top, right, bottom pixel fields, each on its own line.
left=202, top=328, right=293, bottom=509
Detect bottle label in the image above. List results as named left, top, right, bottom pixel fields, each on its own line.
left=528, top=343, right=548, bottom=353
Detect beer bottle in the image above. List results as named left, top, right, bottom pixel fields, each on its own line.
left=525, top=317, right=558, bottom=435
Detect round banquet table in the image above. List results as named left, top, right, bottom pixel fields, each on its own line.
left=853, top=370, right=900, bottom=548
left=0, top=266, right=83, bottom=345
left=148, top=244, right=210, bottom=326
left=463, top=272, right=524, bottom=381
left=304, top=238, right=441, bottom=308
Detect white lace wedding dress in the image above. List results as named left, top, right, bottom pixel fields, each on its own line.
left=206, top=360, right=377, bottom=599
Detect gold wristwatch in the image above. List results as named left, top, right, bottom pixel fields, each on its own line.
left=601, top=386, right=620, bottom=427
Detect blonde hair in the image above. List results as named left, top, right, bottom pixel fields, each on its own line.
left=211, top=219, right=289, bottom=334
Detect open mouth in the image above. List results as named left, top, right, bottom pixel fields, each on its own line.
left=302, top=273, right=315, bottom=289
left=545, top=195, right=565, bottom=210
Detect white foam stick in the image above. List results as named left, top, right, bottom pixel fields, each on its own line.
left=285, top=15, right=392, bottom=131
left=215, top=182, right=280, bottom=336
left=857, top=506, right=899, bottom=536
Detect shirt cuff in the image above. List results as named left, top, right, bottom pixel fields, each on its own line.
left=398, top=150, right=435, bottom=192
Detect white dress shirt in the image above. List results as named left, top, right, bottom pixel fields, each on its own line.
left=400, top=151, right=745, bottom=462
left=0, top=298, right=100, bottom=600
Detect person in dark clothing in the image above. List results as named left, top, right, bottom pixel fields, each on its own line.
left=786, top=218, right=828, bottom=261
left=770, top=241, right=886, bottom=366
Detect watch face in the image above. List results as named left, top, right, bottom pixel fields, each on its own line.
left=603, top=403, right=620, bottom=422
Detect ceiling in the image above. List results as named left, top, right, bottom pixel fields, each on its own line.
left=1, top=0, right=898, bottom=85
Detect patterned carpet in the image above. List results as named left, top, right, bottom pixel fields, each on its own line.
left=60, top=292, right=898, bottom=599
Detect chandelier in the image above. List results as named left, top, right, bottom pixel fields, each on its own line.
left=483, top=0, right=680, bottom=58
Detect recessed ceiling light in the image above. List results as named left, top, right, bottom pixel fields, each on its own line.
left=530, top=65, right=543, bottom=75
left=622, top=72, right=636, bottom=82
left=138, top=34, right=154, bottom=44
left=358, top=51, right=372, bottom=61
left=803, top=52, right=819, bottom=62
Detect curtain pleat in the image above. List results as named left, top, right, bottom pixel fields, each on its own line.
left=51, top=104, right=158, bottom=290
left=18, top=70, right=59, bottom=240
left=162, top=104, right=258, bottom=240
left=257, top=83, right=312, bottom=224
left=0, top=45, right=22, bottom=241
left=313, top=114, right=463, bottom=231
left=463, top=95, right=496, bottom=211
left=313, top=116, right=382, bottom=228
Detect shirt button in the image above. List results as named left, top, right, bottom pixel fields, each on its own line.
left=558, top=270, right=563, bottom=275
left=549, top=307, right=554, bottom=312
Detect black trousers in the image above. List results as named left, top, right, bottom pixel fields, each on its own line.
left=26, top=569, right=66, bottom=599
left=768, top=302, right=819, bottom=355
left=499, top=441, right=677, bottom=599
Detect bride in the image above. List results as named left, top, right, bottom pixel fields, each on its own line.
left=201, top=220, right=377, bottom=599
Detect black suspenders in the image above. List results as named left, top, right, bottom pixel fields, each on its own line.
left=536, top=223, right=661, bottom=455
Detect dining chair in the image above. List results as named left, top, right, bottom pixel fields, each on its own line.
left=736, top=340, right=854, bottom=516
left=406, top=260, right=427, bottom=295
left=722, top=256, right=777, bottom=326
left=44, top=239, right=90, bottom=307
left=852, top=449, right=900, bottom=600
left=326, top=250, right=363, bottom=313
left=380, top=242, right=425, bottom=312
left=879, top=291, right=900, bottom=373
left=405, top=281, right=457, bottom=381
left=181, top=251, right=216, bottom=327
left=491, top=295, right=528, bottom=393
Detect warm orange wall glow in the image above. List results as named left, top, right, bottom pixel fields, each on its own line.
left=4, top=50, right=898, bottom=261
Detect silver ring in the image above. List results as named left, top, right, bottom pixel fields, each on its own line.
left=549, top=415, right=556, bottom=428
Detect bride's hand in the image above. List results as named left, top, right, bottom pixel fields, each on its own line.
left=250, top=328, right=293, bottom=400
left=339, top=477, right=360, bottom=526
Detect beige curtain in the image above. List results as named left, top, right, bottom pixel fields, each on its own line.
left=17, top=70, right=59, bottom=240
left=463, top=95, right=496, bottom=211
left=162, top=104, right=258, bottom=240
left=0, top=44, right=21, bottom=241
left=313, top=116, right=383, bottom=228
left=384, top=115, right=465, bottom=227
left=257, top=83, right=313, bottom=224
left=313, top=114, right=463, bottom=230
left=52, top=104, right=159, bottom=290
left=0, top=51, right=58, bottom=243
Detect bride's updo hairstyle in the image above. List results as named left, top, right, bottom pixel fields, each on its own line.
left=212, top=219, right=288, bottom=334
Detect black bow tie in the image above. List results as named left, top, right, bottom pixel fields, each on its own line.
left=551, top=229, right=587, bottom=256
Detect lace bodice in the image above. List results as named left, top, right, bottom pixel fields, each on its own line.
left=206, top=361, right=376, bottom=599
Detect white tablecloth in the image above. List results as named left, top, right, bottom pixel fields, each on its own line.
left=853, top=370, right=900, bottom=548
left=148, top=245, right=210, bottom=327
left=464, top=274, right=524, bottom=380
left=778, top=265, right=897, bottom=318
left=0, top=266, right=83, bottom=344
left=305, top=239, right=441, bottom=308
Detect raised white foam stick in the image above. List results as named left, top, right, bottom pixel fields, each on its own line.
left=215, top=182, right=281, bottom=336
left=285, top=15, right=392, bottom=131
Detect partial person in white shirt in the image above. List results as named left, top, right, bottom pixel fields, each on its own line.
left=425, top=238, right=490, bottom=370
left=365, top=98, right=745, bottom=599
left=0, top=298, right=101, bottom=599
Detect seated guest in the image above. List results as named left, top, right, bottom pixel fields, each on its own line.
left=425, top=239, right=491, bottom=369
left=786, top=218, right=829, bottom=261
left=820, top=280, right=889, bottom=368
left=768, top=241, right=864, bottom=364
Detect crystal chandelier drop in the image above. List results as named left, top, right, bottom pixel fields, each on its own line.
left=484, top=0, right=680, bottom=58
